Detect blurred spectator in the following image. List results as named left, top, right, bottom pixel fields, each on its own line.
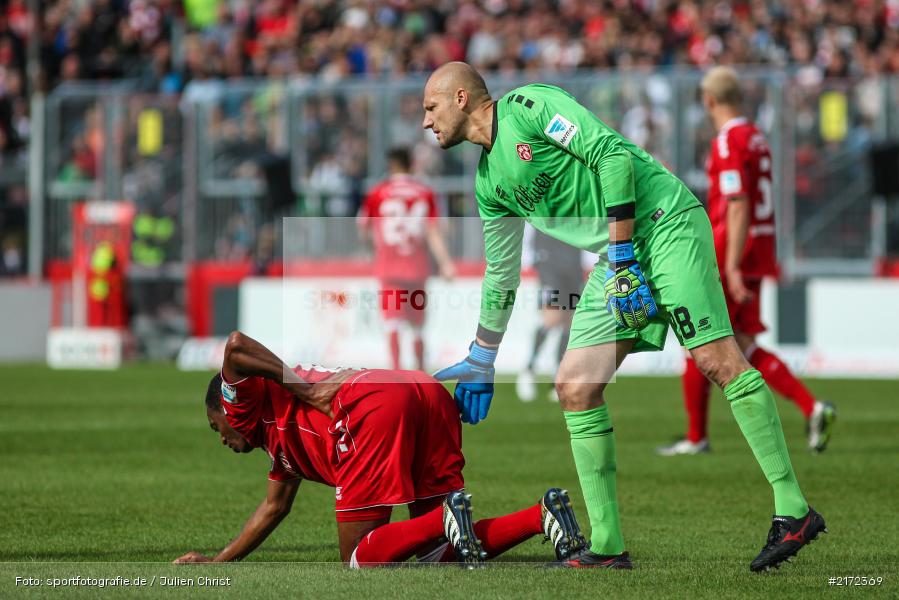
left=0, top=233, right=24, bottom=276
left=185, top=0, right=221, bottom=30
left=2, top=0, right=898, bottom=269
left=0, top=183, right=26, bottom=277
left=20, top=0, right=899, bottom=106
left=21, top=0, right=899, bottom=191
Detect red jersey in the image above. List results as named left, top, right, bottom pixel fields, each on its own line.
left=219, top=366, right=464, bottom=513
left=358, top=174, right=439, bottom=282
left=706, top=117, right=778, bottom=278
left=221, top=364, right=355, bottom=485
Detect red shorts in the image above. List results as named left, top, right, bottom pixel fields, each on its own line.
left=380, top=280, right=427, bottom=327
left=724, top=278, right=766, bottom=336
left=331, top=370, right=464, bottom=522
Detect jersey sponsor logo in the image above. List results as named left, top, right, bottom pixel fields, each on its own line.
left=720, top=169, right=742, bottom=195
left=544, top=113, right=578, bottom=147
left=516, top=143, right=533, bottom=161
left=495, top=185, right=510, bottom=201
left=512, top=172, right=556, bottom=213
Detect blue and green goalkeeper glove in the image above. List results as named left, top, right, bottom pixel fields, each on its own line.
left=433, top=341, right=497, bottom=425
left=603, top=240, right=658, bottom=330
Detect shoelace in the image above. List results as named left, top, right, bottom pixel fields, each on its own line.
left=761, top=520, right=789, bottom=551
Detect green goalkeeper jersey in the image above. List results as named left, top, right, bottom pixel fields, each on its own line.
left=476, top=83, right=701, bottom=334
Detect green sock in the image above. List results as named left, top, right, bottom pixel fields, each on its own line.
left=726, top=369, right=809, bottom=518
left=563, top=405, right=625, bottom=555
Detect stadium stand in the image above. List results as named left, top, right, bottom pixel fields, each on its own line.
left=2, top=0, right=899, bottom=357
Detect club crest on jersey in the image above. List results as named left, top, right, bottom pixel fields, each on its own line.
left=516, top=143, right=533, bottom=161
left=544, top=113, right=578, bottom=147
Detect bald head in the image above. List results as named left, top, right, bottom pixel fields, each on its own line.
left=422, top=62, right=494, bottom=149
left=426, top=62, right=491, bottom=104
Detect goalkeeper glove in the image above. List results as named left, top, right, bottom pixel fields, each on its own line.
left=603, top=240, right=658, bottom=330
left=433, top=341, right=497, bottom=425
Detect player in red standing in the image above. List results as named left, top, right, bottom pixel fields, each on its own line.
left=357, top=148, right=455, bottom=371
left=658, top=67, right=836, bottom=457
left=173, top=331, right=587, bottom=567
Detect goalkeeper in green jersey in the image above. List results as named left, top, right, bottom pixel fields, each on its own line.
left=425, top=62, right=826, bottom=572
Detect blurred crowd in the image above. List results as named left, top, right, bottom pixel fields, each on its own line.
left=14, top=0, right=899, bottom=93
left=2, top=0, right=899, bottom=276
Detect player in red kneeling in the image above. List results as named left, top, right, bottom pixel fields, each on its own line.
left=173, top=331, right=587, bottom=567
left=357, top=148, right=455, bottom=371
left=658, top=67, right=836, bottom=457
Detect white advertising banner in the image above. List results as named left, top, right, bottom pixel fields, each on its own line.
left=176, top=337, right=227, bottom=372
left=239, top=277, right=899, bottom=379
left=239, top=277, right=562, bottom=374
left=46, top=328, right=123, bottom=370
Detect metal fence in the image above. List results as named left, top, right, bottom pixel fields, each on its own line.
left=30, top=70, right=899, bottom=276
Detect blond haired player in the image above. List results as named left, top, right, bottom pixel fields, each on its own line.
left=658, top=67, right=836, bottom=457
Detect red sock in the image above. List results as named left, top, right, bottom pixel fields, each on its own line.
left=440, top=503, right=543, bottom=560
left=748, top=347, right=816, bottom=418
left=683, top=358, right=711, bottom=443
left=476, top=503, right=543, bottom=557
left=353, top=505, right=443, bottom=566
left=388, top=330, right=400, bottom=370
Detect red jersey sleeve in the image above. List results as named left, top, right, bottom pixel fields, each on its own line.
left=220, top=373, right=269, bottom=443
left=220, top=372, right=268, bottom=405
left=714, top=129, right=749, bottom=200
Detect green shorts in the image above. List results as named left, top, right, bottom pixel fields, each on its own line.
left=568, top=207, right=733, bottom=353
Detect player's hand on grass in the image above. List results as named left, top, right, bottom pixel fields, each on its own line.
left=433, top=341, right=497, bottom=425
left=173, top=551, right=214, bottom=564
left=603, top=241, right=658, bottom=330
left=725, top=268, right=754, bottom=304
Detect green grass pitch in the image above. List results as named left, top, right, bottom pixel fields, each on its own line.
left=1, top=364, right=897, bottom=598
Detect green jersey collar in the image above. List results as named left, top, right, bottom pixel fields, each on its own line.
left=486, top=101, right=498, bottom=153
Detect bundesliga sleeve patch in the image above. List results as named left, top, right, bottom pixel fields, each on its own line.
left=544, top=113, right=578, bottom=147
left=221, top=381, right=238, bottom=404
left=720, top=169, right=743, bottom=195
